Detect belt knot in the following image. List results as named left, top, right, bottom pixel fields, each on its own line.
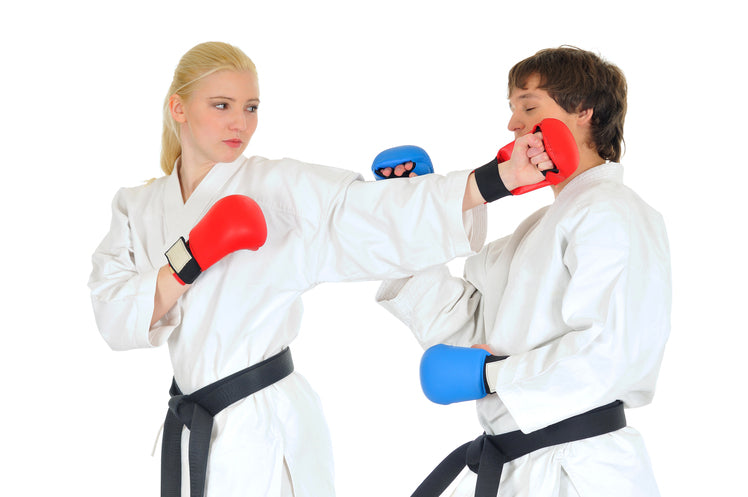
left=466, top=434, right=501, bottom=474
left=168, top=394, right=203, bottom=429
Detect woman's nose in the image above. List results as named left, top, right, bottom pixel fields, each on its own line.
left=230, top=110, right=248, bottom=131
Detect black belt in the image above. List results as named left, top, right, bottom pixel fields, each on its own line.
left=161, top=347, right=294, bottom=497
left=412, top=400, right=626, bottom=497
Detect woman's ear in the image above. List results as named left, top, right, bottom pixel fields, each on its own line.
left=169, top=94, right=186, bottom=123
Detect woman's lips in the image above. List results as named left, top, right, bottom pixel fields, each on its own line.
left=224, top=139, right=242, bottom=148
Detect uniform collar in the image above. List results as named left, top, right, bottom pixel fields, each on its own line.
left=556, top=162, right=623, bottom=201
left=163, top=156, right=244, bottom=240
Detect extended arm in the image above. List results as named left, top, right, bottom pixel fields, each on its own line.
left=376, top=118, right=579, bottom=211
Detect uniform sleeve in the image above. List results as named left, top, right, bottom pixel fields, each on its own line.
left=489, top=202, right=672, bottom=433
left=374, top=238, right=510, bottom=348
left=308, top=169, right=487, bottom=284
left=375, top=265, right=485, bottom=348
left=88, top=189, right=179, bottom=350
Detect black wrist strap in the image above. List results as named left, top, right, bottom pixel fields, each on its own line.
left=483, top=354, right=508, bottom=394
left=474, top=157, right=512, bottom=203
left=165, top=237, right=202, bottom=285
left=485, top=355, right=508, bottom=364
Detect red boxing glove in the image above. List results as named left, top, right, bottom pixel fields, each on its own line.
left=501, top=118, right=580, bottom=195
left=165, top=195, right=267, bottom=285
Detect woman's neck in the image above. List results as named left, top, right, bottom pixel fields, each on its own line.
left=177, top=155, right=216, bottom=203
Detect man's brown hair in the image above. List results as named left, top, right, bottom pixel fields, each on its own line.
left=508, top=47, right=627, bottom=162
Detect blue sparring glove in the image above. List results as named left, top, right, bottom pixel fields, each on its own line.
left=371, top=145, right=434, bottom=180
left=420, top=344, right=505, bottom=405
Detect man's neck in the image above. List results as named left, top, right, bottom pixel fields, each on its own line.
left=551, top=146, right=606, bottom=198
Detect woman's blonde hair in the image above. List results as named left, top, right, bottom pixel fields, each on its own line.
left=160, top=42, right=257, bottom=175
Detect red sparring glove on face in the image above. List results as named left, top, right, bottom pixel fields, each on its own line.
left=165, top=195, right=267, bottom=285
left=504, top=118, right=579, bottom=195
left=474, top=118, right=580, bottom=202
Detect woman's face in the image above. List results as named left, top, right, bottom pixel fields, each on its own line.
left=174, top=70, right=260, bottom=166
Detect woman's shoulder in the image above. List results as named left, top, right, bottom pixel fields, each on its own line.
left=110, top=174, right=170, bottom=213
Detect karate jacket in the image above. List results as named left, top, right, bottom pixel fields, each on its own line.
left=89, top=154, right=486, bottom=497
left=377, top=163, right=671, bottom=496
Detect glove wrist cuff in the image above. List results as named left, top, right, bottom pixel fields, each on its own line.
left=483, top=355, right=507, bottom=394
left=165, top=237, right=201, bottom=285
left=474, top=158, right=512, bottom=203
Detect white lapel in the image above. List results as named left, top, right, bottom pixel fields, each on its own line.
left=162, top=157, right=243, bottom=243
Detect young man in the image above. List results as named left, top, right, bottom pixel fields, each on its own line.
left=377, top=47, right=671, bottom=496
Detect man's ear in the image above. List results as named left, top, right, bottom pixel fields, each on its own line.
left=577, top=107, right=594, bottom=127
left=169, top=94, right=187, bottom=123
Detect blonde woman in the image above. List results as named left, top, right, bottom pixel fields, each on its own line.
left=89, top=41, right=556, bottom=497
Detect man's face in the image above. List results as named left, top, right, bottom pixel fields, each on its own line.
left=507, top=73, right=578, bottom=141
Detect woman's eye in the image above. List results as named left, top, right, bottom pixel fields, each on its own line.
left=246, top=105, right=258, bottom=113
left=215, top=103, right=227, bottom=110
left=525, top=107, right=536, bottom=113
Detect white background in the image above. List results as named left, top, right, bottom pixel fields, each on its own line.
left=1, top=1, right=745, bottom=495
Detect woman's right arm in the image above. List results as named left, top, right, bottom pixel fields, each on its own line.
left=89, top=189, right=182, bottom=350
left=151, top=265, right=190, bottom=327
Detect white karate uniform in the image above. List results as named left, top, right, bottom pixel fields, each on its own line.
left=89, top=155, right=486, bottom=497
left=377, top=163, right=671, bottom=496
